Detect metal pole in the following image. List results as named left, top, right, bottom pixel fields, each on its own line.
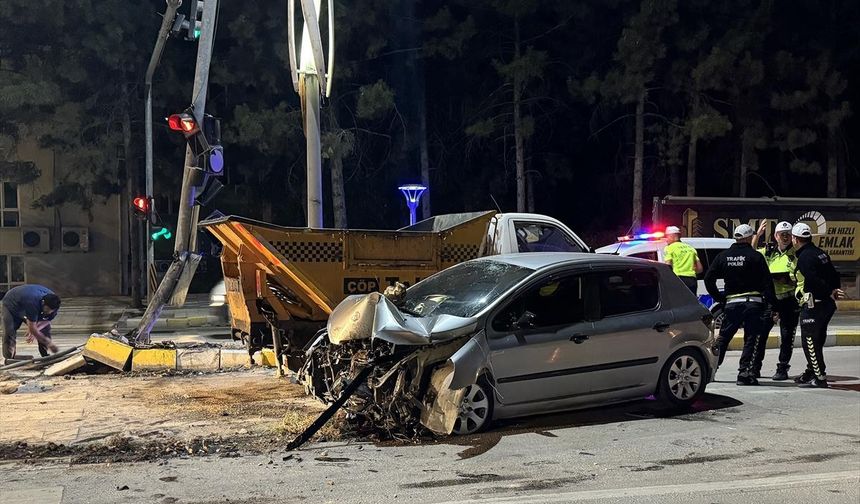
left=145, top=0, right=182, bottom=301
left=175, top=1, right=217, bottom=254
left=305, top=74, right=323, bottom=228
left=133, top=0, right=219, bottom=344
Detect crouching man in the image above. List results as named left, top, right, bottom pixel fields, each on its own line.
left=1, top=284, right=61, bottom=362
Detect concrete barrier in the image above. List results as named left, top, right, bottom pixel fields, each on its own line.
left=82, top=337, right=134, bottom=371
left=131, top=348, right=177, bottom=371
left=220, top=348, right=251, bottom=369
left=176, top=347, right=221, bottom=371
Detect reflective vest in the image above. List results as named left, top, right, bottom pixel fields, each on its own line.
left=757, top=244, right=797, bottom=298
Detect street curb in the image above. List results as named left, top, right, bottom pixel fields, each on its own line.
left=118, top=314, right=223, bottom=330
left=54, top=336, right=281, bottom=375
left=727, top=332, right=860, bottom=351
left=837, top=300, right=860, bottom=311
left=131, top=348, right=177, bottom=372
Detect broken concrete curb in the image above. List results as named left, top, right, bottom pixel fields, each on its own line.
left=44, top=354, right=88, bottom=377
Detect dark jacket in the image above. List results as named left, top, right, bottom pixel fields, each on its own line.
left=795, top=243, right=840, bottom=301
left=704, top=242, right=776, bottom=305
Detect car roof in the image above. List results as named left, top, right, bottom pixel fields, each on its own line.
left=472, top=252, right=657, bottom=270
left=594, top=237, right=734, bottom=255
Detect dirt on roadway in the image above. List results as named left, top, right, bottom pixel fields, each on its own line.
left=0, top=368, right=338, bottom=465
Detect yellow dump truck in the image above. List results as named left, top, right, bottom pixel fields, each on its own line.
left=200, top=211, right=589, bottom=365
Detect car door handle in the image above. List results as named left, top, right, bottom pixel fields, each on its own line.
left=653, top=322, right=671, bottom=332
left=569, top=334, right=590, bottom=344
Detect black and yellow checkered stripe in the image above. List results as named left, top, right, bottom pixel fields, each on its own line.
left=441, top=243, right=480, bottom=263
left=271, top=241, right=344, bottom=263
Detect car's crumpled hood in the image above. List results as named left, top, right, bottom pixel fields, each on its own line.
left=327, top=292, right=478, bottom=345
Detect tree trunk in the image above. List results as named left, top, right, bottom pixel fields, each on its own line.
left=419, top=107, right=431, bottom=220
left=513, top=18, right=526, bottom=213
left=526, top=171, right=535, bottom=213
left=686, top=135, right=697, bottom=197
left=123, top=106, right=142, bottom=309
left=827, top=128, right=838, bottom=198
left=838, top=131, right=847, bottom=197
left=739, top=133, right=751, bottom=198
left=331, top=154, right=347, bottom=228
left=632, top=90, right=645, bottom=229
left=670, top=164, right=682, bottom=196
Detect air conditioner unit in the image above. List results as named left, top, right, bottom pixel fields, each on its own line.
left=61, top=227, right=90, bottom=252
left=21, top=227, right=50, bottom=253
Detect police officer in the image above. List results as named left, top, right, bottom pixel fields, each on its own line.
left=704, top=224, right=776, bottom=385
left=790, top=223, right=845, bottom=388
left=750, top=221, right=799, bottom=380
left=663, top=226, right=703, bottom=294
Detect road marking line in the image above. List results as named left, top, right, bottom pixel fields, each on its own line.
left=0, top=486, right=64, bottom=504
left=439, top=470, right=860, bottom=503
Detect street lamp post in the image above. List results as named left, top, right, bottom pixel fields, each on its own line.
left=398, top=184, right=428, bottom=226
left=287, top=0, right=335, bottom=228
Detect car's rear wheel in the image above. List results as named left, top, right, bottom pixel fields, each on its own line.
left=452, top=376, right=494, bottom=435
left=657, top=349, right=707, bottom=409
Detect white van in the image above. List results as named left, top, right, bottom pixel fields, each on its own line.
left=595, top=233, right=734, bottom=308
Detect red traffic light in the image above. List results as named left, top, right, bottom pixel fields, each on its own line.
left=167, top=113, right=199, bottom=134
left=132, top=196, right=148, bottom=212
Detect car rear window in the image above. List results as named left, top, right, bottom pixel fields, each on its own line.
left=595, top=268, right=659, bottom=317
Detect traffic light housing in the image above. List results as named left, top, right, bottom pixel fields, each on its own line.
left=132, top=196, right=152, bottom=221
left=170, top=0, right=204, bottom=41
left=166, top=108, right=224, bottom=176
left=188, top=0, right=204, bottom=40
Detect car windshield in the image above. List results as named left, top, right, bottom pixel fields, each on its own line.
left=400, top=260, right=533, bottom=318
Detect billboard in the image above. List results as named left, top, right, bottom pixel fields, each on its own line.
left=654, top=197, right=860, bottom=271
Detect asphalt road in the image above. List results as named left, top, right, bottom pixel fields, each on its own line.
left=1, top=347, right=858, bottom=504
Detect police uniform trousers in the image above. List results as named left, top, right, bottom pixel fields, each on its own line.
left=752, top=296, right=800, bottom=374
left=799, top=298, right=836, bottom=379
left=716, top=299, right=765, bottom=375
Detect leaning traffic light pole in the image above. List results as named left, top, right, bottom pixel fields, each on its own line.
left=132, top=0, right=219, bottom=345
left=144, top=0, right=183, bottom=302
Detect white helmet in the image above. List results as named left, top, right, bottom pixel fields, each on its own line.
left=774, top=221, right=792, bottom=233
left=733, top=224, right=754, bottom=239
left=665, top=226, right=681, bottom=235
left=791, top=222, right=812, bottom=238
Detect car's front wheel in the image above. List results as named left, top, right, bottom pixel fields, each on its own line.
left=656, top=349, right=707, bottom=409
left=452, top=376, right=494, bottom=435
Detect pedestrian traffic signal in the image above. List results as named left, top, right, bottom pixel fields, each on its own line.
left=132, top=196, right=151, bottom=220
left=202, top=115, right=224, bottom=176
left=151, top=227, right=173, bottom=241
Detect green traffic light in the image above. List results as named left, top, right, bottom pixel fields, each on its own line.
left=151, top=227, right=173, bottom=241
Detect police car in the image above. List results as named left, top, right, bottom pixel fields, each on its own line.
left=595, top=231, right=734, bottom=308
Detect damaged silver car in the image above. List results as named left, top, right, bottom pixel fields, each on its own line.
left=297, top=253, right=718, bottom=437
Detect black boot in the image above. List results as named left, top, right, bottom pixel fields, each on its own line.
left=736, top=373, right=759, bottom=386
left=794, top=369, right=815, bottom=384
left=799, top=376, right=829, bottom=388
left=772, top=363, right=790, bottom=381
